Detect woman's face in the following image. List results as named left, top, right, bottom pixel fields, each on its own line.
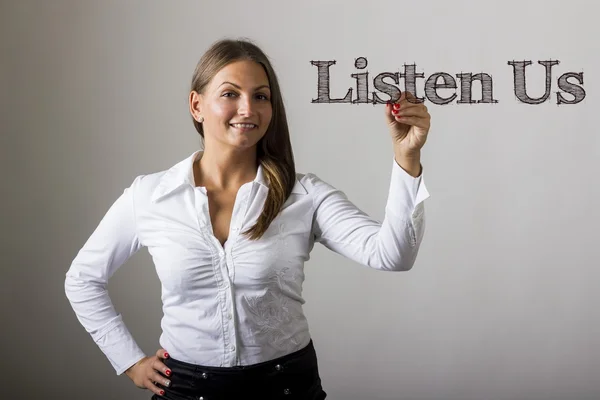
left=192, top=60, right=273, bottom=151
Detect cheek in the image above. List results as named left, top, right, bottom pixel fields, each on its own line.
left=261, top=106, right=273, bottom=125
left=208, top=101, right=235, bottom=122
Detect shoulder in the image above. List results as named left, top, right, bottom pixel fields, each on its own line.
left=127, top=169, right=171, bottom=204
left=295, top=171, right=342, bottom=198
left=127, top=152, right=198, bottom=203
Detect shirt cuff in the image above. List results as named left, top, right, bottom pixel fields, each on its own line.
left=94, top=315, right=147, bottom=375
left=387, top=157, right=430, bottom=217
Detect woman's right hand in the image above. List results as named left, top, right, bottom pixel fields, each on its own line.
left=125, top=349, right=172, bottom=396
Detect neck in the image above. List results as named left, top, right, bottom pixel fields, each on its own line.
left=195, top=145, right=258, bottom=191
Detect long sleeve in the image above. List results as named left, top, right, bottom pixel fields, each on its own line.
left=64, top=176, right=146, bottom=375
left=311, top=158, right=430, bottom=271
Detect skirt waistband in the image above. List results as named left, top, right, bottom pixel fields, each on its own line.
left=165, top=340, right=317, bottom=376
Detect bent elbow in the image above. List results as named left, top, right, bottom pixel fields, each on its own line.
left=64, top=269, right=103, bottom=304
left=64, top=272, right=80, bottom=303
left=379, top=247, right=420, bottom=272
left=387, top=259, right=416, bottom=272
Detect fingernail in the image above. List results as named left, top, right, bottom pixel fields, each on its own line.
left=393, top=103, right=400, bottom=109
left=165, top=369, right=171, bottom=376
left=159, top=390, right=165, bottom=396
left=392, top=109, right=398, bottom=114
left=164, top=352, right=169, bottom=358
left=165, top=380, right=171, bottom=387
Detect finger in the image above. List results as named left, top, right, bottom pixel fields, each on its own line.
left=156, top=349, right=170, bottom=360
left=396, top=101, right=425, bottom=112
left=392, top=107, right=429, bottom=119
left=392, top=115, right=430, bottom=129
left=384, top=101, right=396, bottom=124
left=154, top=349, right=171, bottom=377
left=151, top=371, right=172, bottom=389
left=152, top=358, right=171, bottom=378
left=145, top=377, right=166, bottom=397
left=387, top=95, right=425, bottom=123
left=394, top=97, right=426, bottom=112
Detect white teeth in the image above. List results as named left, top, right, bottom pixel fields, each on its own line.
left=231, top=123, right=256, bottom=128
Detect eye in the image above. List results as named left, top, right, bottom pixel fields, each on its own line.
left=256, top=93, right=270, bottom=101
left=222, top=92, right=237, bottom=98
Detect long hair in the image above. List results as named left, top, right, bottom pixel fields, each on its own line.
left=190, top=38, right=296, bottom=240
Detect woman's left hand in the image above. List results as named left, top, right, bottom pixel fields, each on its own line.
left=385, top=91, right=431, bottom=154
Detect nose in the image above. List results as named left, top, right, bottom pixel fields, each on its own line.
left=237, top=95, right=256, bottom=117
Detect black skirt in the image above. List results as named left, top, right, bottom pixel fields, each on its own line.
left=151, top=340, right=327, bottom=400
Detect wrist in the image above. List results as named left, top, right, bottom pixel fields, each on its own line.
left=394, top=150, right=422, bottom=177
left=125, top=358, right=144, bottom=377
left=394, top=146, right=420, bottom=159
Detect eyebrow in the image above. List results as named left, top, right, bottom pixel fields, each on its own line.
left=218, top=82, right=271, bottom=91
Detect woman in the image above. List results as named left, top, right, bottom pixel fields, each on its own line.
left=65, top=38, right=431, bottom=399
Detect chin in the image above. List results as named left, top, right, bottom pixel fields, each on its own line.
left=228, top=131, right=266, bottom=147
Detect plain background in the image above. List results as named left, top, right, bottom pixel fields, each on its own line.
left=2, top=1, right=599, bottom=399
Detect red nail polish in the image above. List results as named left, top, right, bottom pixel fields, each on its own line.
left=166, top=369, right=171, bottom=376
left=393, top=103, right=400, bottom=109
left=160, top=390, right=165, bottom=395
left=392, top=109, right=398, bottom=114
left=164, top=352, right=169, bottom=358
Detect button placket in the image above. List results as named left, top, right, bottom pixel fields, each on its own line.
left=223, top=188, right=241, bottom=361
left=226, top=186, right=249, bottom=283
left=223, top=271, right=237, bottom=364
left=218, top=279, right=234, bottom=364
left=196, top=188, right=233, bottom=366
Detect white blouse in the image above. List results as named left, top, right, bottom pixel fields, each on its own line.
left=65, top=150, right=430, bottom=375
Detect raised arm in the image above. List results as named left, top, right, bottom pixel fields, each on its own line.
left=312, top=91, right=431, bottom=271
left=310, top=159, right=428, bottom=271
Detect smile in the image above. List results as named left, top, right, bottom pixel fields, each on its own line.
left=230, top=123, right=257, bottom=129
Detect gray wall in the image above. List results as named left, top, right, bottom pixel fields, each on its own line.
left=3, top=1, right=599, bottom=399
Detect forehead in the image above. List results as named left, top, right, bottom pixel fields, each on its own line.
left=210, top=60, right=270, bottom=88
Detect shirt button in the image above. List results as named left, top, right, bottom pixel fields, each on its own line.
left=275, top=364, right=283, bottom=371
left=231, top=345, right=236, bottom=351
left=283, top=388, right=291, bottom=395
left=227, top=313, right=233, bottom=320
left=201, top=372, right=208, bottom=379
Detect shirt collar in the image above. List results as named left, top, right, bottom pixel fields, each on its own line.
left=151, top=150, right=306, bottom=203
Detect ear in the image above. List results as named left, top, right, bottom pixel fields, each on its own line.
left=189, top=90, right=203, bottom=122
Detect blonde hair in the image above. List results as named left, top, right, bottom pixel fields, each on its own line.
left=190, top=38, right=296, bottom=240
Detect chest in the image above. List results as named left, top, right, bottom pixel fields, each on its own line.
left=206, top=190, right=237, bottom=246
left=138, top=187, right=314, bottom=294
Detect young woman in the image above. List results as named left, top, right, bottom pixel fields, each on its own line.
left=65, top=38, right=431, bottom=399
